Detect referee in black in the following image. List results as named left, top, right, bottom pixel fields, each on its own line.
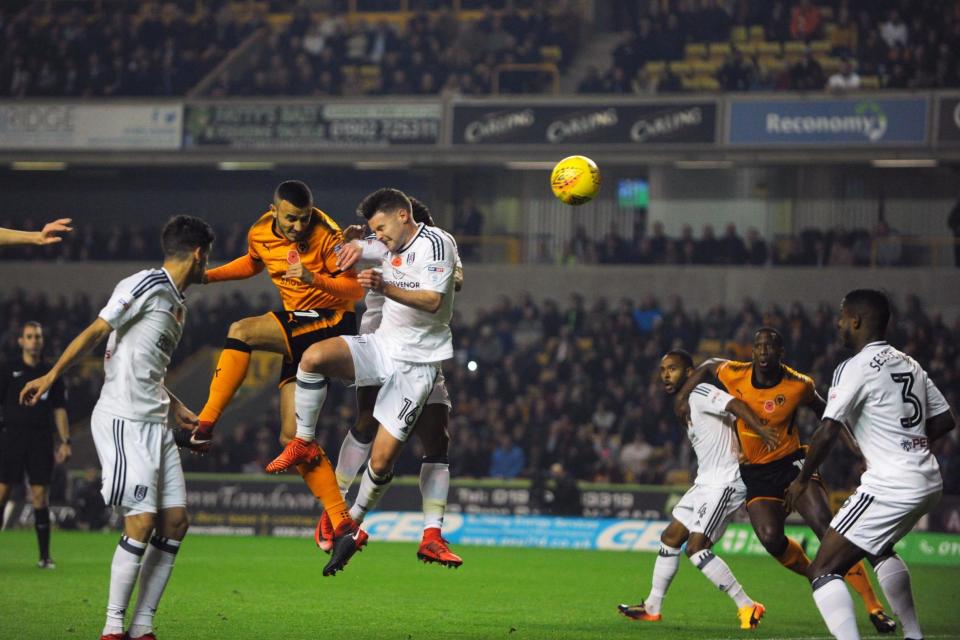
left=0, top=321, right=71, bottom=568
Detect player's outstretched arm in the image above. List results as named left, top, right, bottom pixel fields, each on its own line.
left=674, top=358, right=726, bottom=417
left=0, top=218, right=73, bottom=247
left=19, top=317, right=112, bottom=406
left=725, top=397, right=779, bottom=450
left=454, top=265, right=464, bottom=292
left=204, top=253, right=264, bottom=284
left=927, top=409, right=958, bottom=444
left=784, top=417, right=842, bottom=512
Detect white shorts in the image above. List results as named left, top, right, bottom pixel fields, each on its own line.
left=343, top=334, right=440, bottom=442
left=672, top=481, right=746, bottom=543
left=830, top=486, right=942, bottom=556
left=90, top=408, right=186, bottom=515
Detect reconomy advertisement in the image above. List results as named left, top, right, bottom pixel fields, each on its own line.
left=728, top=97, right=928, bottom=145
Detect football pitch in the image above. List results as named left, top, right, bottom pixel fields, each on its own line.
left=1, top=530, right=959, bottom=640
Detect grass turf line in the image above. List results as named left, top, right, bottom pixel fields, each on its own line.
left=1, top=530, right=958, bottom=640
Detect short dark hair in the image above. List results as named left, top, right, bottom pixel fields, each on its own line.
left=161, top=215, right=215, bottom=258
left=409, top=197, right=435, bottom=226
left=356, top=187, right=412, bottom=221
left=21, top=320, right=42, bottom=336
left=755, top=327, right=784, bottom=348
left=664, top=349, right=694, bottom=369
left=275, top=180, right=313, bottom=209
left=843, top=289, right=891, bottom=333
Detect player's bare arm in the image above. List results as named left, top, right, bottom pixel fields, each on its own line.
left=784, top=417, right=843, bottom=512
left=454, top=264, right=464, bottom=292
left=724, top=397, right=778, bottom=450
left=19, top=317, right=113, bottom=406
left=927, top=409, right=958, bottom=443
left=0, top=218, right=73, bottom=247
left=53, top=407, right=71, bottom=464
left=358, top=268, right=444, bottom=313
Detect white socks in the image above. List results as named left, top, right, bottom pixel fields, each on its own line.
left=645, top=544, right=681, bottom=615
left=294, top=367, right=328, bottom=442
left=812, top=574, right=860, bottom=640
left=349, top=467, right=393, bottom=524
left=103, top=535, right=146, bottom=636
left=128, top=536, right=181, bottom=638
left=689, top=549, right=753, bottom=609
left=876, top=555, right=922, bottom=639
left=335, top=430, right=373, bottom=495
left=419, top=461, right=449, bottom=531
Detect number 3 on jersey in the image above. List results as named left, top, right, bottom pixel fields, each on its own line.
left=890, top=372, right=923, bottom=428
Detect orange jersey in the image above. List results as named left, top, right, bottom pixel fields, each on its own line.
left=245, top=208, right=355, bottom=312
left=717, top=361, right=816, bottom=465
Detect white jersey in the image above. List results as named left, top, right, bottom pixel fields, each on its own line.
left=824, top=341, right=949, bottom=497
left=374, top=223, right=456, bottom=363
left=356, top=228, right=461, bottom=336
left=95, top=268, right=187, bottom=423
left=686, top=383, right=742, bottom=486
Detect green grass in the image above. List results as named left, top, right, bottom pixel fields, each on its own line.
left=1, top=530, right=959, bottom=640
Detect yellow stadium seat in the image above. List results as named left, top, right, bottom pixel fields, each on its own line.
left=671, top=61, right=692, bottom=74
left=645, top=60, right=666, bottom=74
left=757, top=41, right=782, bottom=55
left=685, top=43, right=707, bottom=58
left=824, top=23, right=836, bottom=37
left=749, top=25, right=765, bottom=40
left=709, top=42, right=732, bottom=56
left=860, top=75, right=880, bottom=88
left=692, top=59, right=720, bottom=74
left=736, top=41, right=758, bottom=55
left=540, top=46, right=562, bottom=63
left=759, top=56, right=788, bottom=72
left=784, top=41, right=807, bottom=55
left=731, top=26, right=747, bottom=42
left=809, top=40, right=831, bottom=54
left=820, top=56, right=841, bottom=74
left=697, top=76, right=720, bottom=90
left=360, top=65, right=380, bottom=77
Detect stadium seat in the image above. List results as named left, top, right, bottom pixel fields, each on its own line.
left=809, top=40, right=831, bottom=54
left=709, top=42, right=731, bottom=57
left=784, top=41, right=807, bottom=55
left=692, top=59, right=720, bottom=74
left=749, top=25, right=765, bottom=40
left=820, top=57, right=841, bottom=74
left=860, top=75, right=880, bottom=88
left=731, top=26, right=747, bottom=42
left=757, top=41, right=782, bottom=56
left=540, top=46, right=562, bottom=63
left=645, top=60, right=666, bottom=75
left=685, top=43, right=707, bottom=58
left=736, top=41, right=758, bottom=55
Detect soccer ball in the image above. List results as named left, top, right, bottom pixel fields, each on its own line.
left=550, top=155, right=601, bottom=206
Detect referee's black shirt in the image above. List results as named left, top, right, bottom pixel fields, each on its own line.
left=0, top=360, right=67, bottom=431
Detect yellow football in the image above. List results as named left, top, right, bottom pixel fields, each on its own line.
left=550, top=155, right=601, bottom=206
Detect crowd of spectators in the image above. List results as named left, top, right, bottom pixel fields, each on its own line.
left=208, top=4, right=578, bottom=97
left=3, top=286, right=958, bottom=495
left=557, top=221, right=914, bottom=267
left=584, top=0, right=960, bottom=95
left=0, top=2, right=262, bottom=97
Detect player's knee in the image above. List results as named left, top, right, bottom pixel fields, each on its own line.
left=227, top=319, right=251, bottom=343
left=755, top=525, right=786, bottom=551
left=685, top=537, right=710, bottom=556
left=31, top=492, right=49, bottom=509
left=125, top=512, right=158, bottom=541
left=368, top=451, right=394, bottom=477
left=299, top=344, right=323, bottom=371
left=170, top=513, right=189, bottom=539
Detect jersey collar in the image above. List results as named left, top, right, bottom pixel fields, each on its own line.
left=865, top=340, right=889, bottom=348
left=161, top=267, right=186, bottom=302
left=395, top=222, right=425, bottom=255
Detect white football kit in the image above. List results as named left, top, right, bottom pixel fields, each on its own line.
left=824, top=341, right=949, bottom=554
left=343, top=224, right=456, bottom=441
left=672, top=383, right=747, bottom=542
left=90, top=268, right=188, bottom=515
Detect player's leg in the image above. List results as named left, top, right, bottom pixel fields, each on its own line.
left=806, top=528, right=867, bottom=640
left=747, top=497, right=810, bottom=574
left=29, top=484, right=53, bottom=567
left=0, top=427, right=26, bottom=530
left=0, top=483, right=9, bottom=529
left=198, top=312, right=290, bottom=428
left=102, top=510, right=157, bottom=638
left=349, top=425, right=406, bottom=525
left=619, top=519, right=689, bottom=621
left=795, top=480, right=893, bottom=631
left=413, top=401, right=462, bottom=567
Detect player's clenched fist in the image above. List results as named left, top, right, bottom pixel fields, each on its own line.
left=285, top=261, right=315, bottom=284
left=336, top=242, right=363, bottom=270
left=357, top=268, right=384, bottom=292
left=19, top=374, right=53, bottom=406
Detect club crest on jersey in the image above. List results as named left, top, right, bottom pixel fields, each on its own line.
left=775, top=394, right=786, bottom=406
left=391, top=256, right=403, bottom=267
left=134, top=485, right=148, bottom=501
left=406, top=252, right=416, bottom=264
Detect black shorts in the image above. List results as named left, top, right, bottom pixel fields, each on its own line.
left=270, top=309, right=357, bottom=386
left=0, top=427, right=54, bottom=486
left=739, top=449, right=820, bottom=505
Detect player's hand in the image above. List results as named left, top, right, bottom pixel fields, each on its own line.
left=55, top=442, right=72, bottom=464
left=342, top=224, right=366, bottom=242
left=357, top=268, right=384, bottom=292
left=784, top=478, right=807, bottom=513
left=19, top=375, right=54, bottom=406
left=285, top=261, right=315, bottom=284
left=37, top=218, right=73, bottom=245
left=172, top=403, right=200, bottom=431
left=336, top=241, right=363, bottom=270
left=756, top=424, right=779, bottom=451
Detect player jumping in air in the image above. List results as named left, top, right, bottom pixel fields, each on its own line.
left=618, top=350, right=768, bottom=630
left=192, top=180, right=366, bottom=553
left=314, top=197, right=464, bottom=567
left=20, top=216, right=214, bottom=640
left=676, top=328, right=897, bottom=633
left=786, top=289, right=957, bottom=640
left=272, top=187, right=457, bottom=576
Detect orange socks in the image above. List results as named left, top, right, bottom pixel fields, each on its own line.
left=297, top=455, right=351, bottom=529
left=198, top=339, right=251, bottom=424
left=845, top=561, right=884, bottom=613
left=776, top=537, right=811, bottom=576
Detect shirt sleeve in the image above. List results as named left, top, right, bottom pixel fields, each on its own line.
left=823, top=363, right=864, bottom=426
left=359, top=237, right=389, bottom=264
left=98, top=277, right=152, bottom=330
left=320, top=231, right=346, bottom=276
left=418, top=236, right=456, bottom=294
left=925, top=374, right=950, bottom=418
left=247, top=226, right=262, bottom=262
left=689, top=383, right=734, bottom=417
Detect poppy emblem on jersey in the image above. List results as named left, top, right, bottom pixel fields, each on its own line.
left=775, top=394, right=786, bottom=406
left=134, top=485, right=148, bottom=502
left=391, top=256, right=402, bottom=267
left=287, top=249, right=300, bottom=265
left=407, top=253, right=416, bottom=264
left=763, top=400, right=776, bottom=413
left=297, top=241, right=309, bottom=253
